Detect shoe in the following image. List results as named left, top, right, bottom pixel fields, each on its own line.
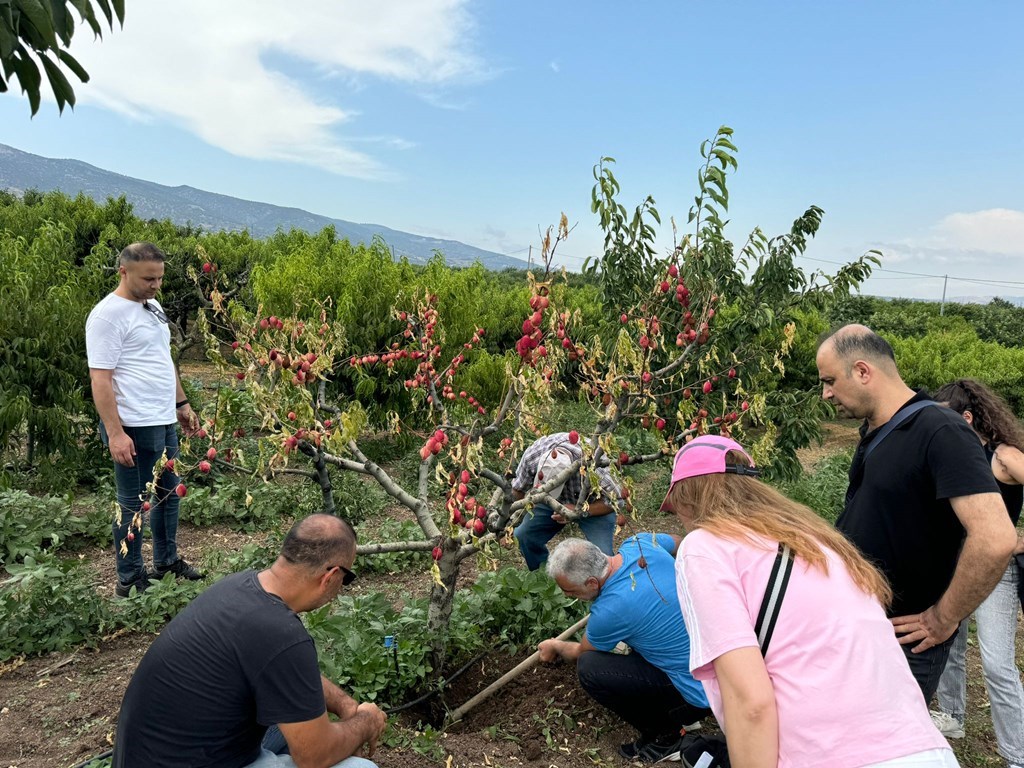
left=929, top=710, right=964, bottom=739
left=154, top=557, right=204, bottom=581
left=618, top=734, right=695, bottom=763
left=115, top=573, right=154, bottom=599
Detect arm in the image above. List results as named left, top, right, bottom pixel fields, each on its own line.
left=892, top=491, right=1016, bottom=650
left=537, top=633, right=597, bottom=663
left=993, top=445, right=1024, bottom=554
left=278, top=704, right=387, bottom=768
left=89, top=368, right=135, bottom=467
left=713, top=646, right=778, bottom=768
left=174, top=370, right=200, bottom=435
left=322, top=676, right=359, bottom=720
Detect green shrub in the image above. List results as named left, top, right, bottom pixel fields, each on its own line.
left=889, top=327, right=1024, bottom=416
left=357, top=519, right=430, bottom=574
left=0, top=553, right=111, bottom=660
left=776, top=450, right=852, bottom=524
left=0, top=489, right=114, bottom=564
left=179, top=478, right=316, bottom=531
left=112, top=574, right=204, bottom=633
left=458, top=566, right=587, bottom=651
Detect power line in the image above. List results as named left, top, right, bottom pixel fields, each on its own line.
left=796, top=255, right=1024, bottom=288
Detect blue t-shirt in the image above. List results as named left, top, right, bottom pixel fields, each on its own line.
left=587, top=533, right=708, bottom=708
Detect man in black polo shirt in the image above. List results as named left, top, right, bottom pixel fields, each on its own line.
left=112, top=514, right=386, bottom=768
left=816, top=324, right=1016, bottom=701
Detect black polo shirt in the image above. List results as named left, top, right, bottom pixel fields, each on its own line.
left=838, top=391, right=998, bottom=617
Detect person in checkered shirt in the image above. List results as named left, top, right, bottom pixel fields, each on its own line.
left=511, top=432, right=625, bottom=570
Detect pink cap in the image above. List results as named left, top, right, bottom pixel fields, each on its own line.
left=659, top=435, right=757, bottom=512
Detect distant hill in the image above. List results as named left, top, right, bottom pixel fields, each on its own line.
left=0, top=143, right=527, bottom=270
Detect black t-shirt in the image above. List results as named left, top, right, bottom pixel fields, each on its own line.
left=113, top=571, right=325, bottom=768
left=838, top=391, right=998, bottom=617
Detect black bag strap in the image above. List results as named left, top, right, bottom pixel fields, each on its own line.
left=863, top=400, right=937, bottom=461
left=754, top=543, right=794, bottom=656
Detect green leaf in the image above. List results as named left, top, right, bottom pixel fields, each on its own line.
left=56, top=48, right=87, bottom=82
left=67, top=0, right=101, bottom=36
left=14, top=0, right=58, bottom=49
left=47, top=0, right=70, bottom=45
left=11, top=48, right=41, bottom=114
left=39, top=50, right=74, bottom=111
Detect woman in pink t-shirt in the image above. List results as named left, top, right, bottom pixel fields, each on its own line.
left=661, top=435, right=957, bottom=768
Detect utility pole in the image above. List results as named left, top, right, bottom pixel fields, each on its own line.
left=527, top=245, right=532, bottom=272
left=940, top=274, right=948, bottom=316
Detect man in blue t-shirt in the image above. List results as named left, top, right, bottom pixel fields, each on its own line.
left=537, top=534, right=711, bottom=763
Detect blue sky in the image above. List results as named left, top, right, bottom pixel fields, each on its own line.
left=2, top=0, right=1024, bottom=301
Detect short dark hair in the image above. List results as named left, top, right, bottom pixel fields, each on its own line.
left=821, top=326, right=896, bottom=365
left=118, top=242, right=166, bottom=267
left=280, top=514, right=356, bottom=572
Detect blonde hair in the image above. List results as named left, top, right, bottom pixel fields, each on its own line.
left=667, top=450, right=893, bottom=607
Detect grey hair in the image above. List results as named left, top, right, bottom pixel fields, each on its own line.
left=118, top=242, right=166, bottom=267
left=547, top=538, right=609, bottom=586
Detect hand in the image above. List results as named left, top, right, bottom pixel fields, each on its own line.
left=108, top=432, right=136, bottom=467
left=552, top=503, right=573, bottom=525
left=1014, top=535, right=1024, bottom=556
left=891, top=605, right=959, bottom=653
left=355, top=702, right=387, bottom=757
left=537, top=639, right=561, bottom=663
left=177, top=404, right=200, bottom=436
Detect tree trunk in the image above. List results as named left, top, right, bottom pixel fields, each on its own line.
left=313, top=449, right=336, bottom=515
left=426, top=547, right=460, bottom=679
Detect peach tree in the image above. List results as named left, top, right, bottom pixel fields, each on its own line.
left=186, top=126, right=877, bottom=688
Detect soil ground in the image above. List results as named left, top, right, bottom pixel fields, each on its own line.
left=1, top=419, right=1021, bottom=768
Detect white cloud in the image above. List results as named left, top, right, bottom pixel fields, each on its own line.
left=932, top=209, right=1024, bottom=255
left=64, top=0, right=484, bottom=178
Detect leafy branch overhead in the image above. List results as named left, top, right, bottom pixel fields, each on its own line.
left=0, top=0, right=125, bottom=115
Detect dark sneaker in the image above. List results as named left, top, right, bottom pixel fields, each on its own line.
left=115, top=573, right=154, bottom=599
left=619, top=734, right=692, bottom=763
left=154, top=557, right=204, bottom=581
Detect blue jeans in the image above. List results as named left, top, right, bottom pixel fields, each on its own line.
left=247, top=726, right=377, bottom=768
left=936, top=562, right=1024, bottom=766
left=513, top=503, right=616, bottom=571
left=100, top=422, right=180, bottom=583
left=902, top=631, right=955, bottom=704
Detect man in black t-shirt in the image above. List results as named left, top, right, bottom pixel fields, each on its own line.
left=816, top=325, right=1016, bottom=701
left=112, top=514, right=386, bottom=768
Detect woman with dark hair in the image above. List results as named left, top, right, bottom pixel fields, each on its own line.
left=662, top=435, right=956, bottom=768
left=931, top=379, right=1024, bottom=768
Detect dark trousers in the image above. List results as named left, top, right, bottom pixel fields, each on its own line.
left=100, top=421, right=181, bottom=583
left=903, top=632, right=956, bottom=703
left=576, top=650, right=712, bottom=741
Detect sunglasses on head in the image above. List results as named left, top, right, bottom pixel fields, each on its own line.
left=143, top=301, right=169, bottom=324
left=328, top=564, right=358, bottom=586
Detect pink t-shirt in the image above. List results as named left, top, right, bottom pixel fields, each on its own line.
left=676, top=529, right=949, bottom=768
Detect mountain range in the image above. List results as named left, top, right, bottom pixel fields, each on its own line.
left=0, top=143, right=526, bottom=270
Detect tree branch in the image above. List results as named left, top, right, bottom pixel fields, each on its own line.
left=347, top=440, right=441, bottom=538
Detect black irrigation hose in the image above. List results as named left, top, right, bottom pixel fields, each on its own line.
left=384, top=651, right=488, bottom=715
left=70, top=652, right=488, bottom=766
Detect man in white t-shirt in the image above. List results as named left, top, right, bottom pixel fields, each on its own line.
left=86, top=242, right=203, bottom=597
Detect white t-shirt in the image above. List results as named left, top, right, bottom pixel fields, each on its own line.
left=676, top=529, right=950, bottom=768
left=86, top=293, right=177, bottom=427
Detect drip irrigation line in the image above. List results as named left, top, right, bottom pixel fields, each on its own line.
left=384, top=650, right=488, bottom=715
